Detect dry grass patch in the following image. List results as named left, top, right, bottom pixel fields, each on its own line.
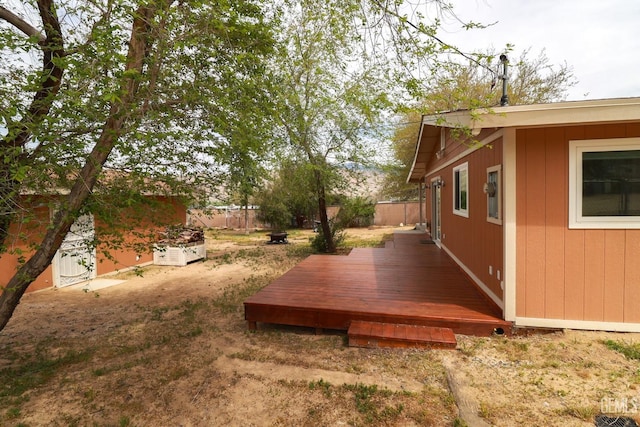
left=449, top=331, right=640, bottom=426
left=6, top=226, right=640, bottom=425
left=0, top=227, right=458, bottom=426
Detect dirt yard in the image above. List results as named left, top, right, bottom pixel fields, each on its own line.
left=1, top=227, right=640, bottom=426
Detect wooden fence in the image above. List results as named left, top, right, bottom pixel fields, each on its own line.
left=188, top=201, right=421, bottom=230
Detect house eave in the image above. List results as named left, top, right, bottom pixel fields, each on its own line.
left=407, top=115, right=440, bottom=184
left=425, top=97, right=640, bottom=130
left=407, top=97, right=640, bottom=183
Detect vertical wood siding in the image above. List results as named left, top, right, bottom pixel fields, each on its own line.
left=516, top=123, right=640, bottom=322
left=426, top=133, right=505, bottom=304
left=624, top=229, right=640, bottom=323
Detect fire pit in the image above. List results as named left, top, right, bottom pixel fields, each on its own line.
left=268, top=232, right=288, bottom=244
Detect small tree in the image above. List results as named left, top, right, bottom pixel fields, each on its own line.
left=382, top=49, right=577, bottom=200
left=270, top=0, right=400, bottom=252
left=255, top=159, right=318, bottom=230
left=255, top=196, right=291, bottom=232
left=425, top=48, right=576, bottom=112
left=379, top=111, right=424, bottom=201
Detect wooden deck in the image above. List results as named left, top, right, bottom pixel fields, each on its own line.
left=244, top=231, right=512, bottom=337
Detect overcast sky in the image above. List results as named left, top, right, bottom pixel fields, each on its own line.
left=433, top=0, right=640, bottom=101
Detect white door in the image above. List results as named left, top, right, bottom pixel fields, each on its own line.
left=53, top=214, right=97, bottom=287
left=431, top=178, right=442, bottom=244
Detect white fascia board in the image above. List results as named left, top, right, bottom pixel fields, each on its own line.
left=421, top=97, right=640, bottom=132
left=407, top=117, right=428, bottom=183
left=515, top=317, right=640, bottom=333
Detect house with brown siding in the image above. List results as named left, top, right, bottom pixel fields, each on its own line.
left=1, top=195, right=187, bottom=293
left=408, top=97, right=640, bottom=332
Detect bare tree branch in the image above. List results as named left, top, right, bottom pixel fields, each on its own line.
left=0, top=5, right=45, bottom=43
left=369, top=0, right=497, bottom=76
left=1, top=0, right=65, bottom=153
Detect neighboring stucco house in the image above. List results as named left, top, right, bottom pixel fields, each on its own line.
left=1, top=195, right=187, bottom=293
left=408, top=97, right=640, bottom=332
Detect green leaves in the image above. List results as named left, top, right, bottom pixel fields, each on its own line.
left=381, top=47, right=577, bottom=201
left=0, top=0, right=278, bottom=265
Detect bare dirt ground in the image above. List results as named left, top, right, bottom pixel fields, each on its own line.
left=1, top=226, right=640, bottom=426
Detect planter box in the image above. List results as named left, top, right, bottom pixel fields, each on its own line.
left=153, top=241, right=206, bottom=266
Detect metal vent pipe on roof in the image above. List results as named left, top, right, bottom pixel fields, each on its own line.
left=499, top=54, right=509, bottom=106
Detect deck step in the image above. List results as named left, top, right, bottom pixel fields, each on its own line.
left=348, top=321, right=457, bottom=350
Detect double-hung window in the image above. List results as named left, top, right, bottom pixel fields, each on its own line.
left=569, top=138, right=640, bottom=228
left=486, top=165, right=502, bottom=224
left=453, top=162, right=469, bottom=217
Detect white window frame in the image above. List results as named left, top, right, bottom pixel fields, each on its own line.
left=453, top=162, right=469, bottom=218
left=569, top=137, right=640, bottom=229
left=486, top=165, right=502, bottom=225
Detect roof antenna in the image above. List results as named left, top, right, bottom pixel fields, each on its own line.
left=499, top=54, right=509, bottom=106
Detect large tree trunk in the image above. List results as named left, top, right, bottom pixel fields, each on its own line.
left=314, top=169, right=335, bottom=253
left=244, top=203, right=250, bottom=235
left=0, top=3, right=162, bottom=333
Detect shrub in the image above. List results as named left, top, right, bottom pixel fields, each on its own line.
left=310, top=222, right=345, bottom=252
left=336, top=196, right=375, bottom=228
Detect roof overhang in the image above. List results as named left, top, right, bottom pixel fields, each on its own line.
left=407, top=97, right=640, bottom=183
left=407, top=117, right=440, bottom=183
